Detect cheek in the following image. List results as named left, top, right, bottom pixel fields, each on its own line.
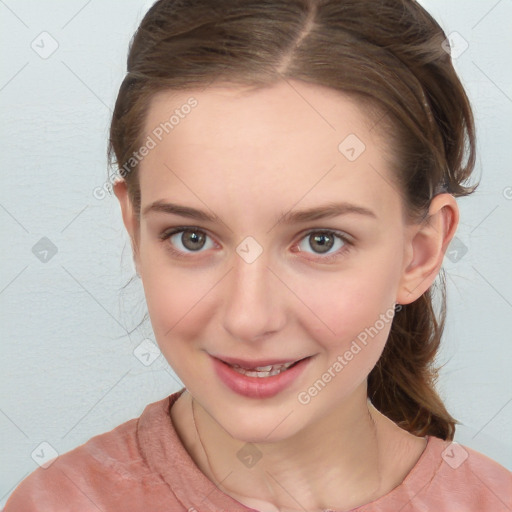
left=141, top=266, right=212, bottom=341
left=291, top=258, right=400, bottom=350
left=139, top=268, right=210, bottom=385
left=138, top=231, right=203, bottom=332
left=294, top=275, right=397, bottom=401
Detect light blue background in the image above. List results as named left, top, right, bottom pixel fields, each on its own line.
left=1, top=0, right=511, bottom=505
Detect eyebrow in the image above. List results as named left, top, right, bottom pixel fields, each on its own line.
left=276, top=202, right=377, bottom=224
left=142, top=200, right=377, bottom=224
left=142, top=200, right=219, bottom=222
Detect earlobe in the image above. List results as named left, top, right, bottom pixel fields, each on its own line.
left=396, top=194, right=459, bottom=305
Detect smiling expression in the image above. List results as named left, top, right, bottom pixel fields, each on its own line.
left=122, top=79, right=419, bottom=441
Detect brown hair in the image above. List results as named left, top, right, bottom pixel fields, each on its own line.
left=108, top=0, right=478, bottom=441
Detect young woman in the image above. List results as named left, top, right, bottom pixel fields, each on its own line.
left=5, top=0, right=511, bottom=511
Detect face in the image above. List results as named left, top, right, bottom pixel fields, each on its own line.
left=124, top=80, right=419, bottom=442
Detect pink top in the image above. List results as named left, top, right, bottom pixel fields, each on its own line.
left=4, top=388, right=511, bottom=511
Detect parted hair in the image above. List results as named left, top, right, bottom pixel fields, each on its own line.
left=108, top=0, right=478, bottom=440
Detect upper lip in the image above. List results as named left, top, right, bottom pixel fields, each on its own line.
left=210, top=354, right=310, bottom=369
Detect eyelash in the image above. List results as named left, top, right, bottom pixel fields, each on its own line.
left=158, top=226, right=353, bottom=263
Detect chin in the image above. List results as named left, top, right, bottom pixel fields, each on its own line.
left=213, top=406, right=305, bottom=444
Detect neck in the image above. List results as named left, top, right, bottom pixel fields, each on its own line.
left=175, top=384, right=414, bottom=512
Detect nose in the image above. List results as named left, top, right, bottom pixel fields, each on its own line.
left=221, top=246, right=287, bottom=343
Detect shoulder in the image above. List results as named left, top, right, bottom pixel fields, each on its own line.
left=416, top=436, right=512, bottom=511
left=359, top=435, right=512, bottom=512
left=3, top=396, right=176, bottom=512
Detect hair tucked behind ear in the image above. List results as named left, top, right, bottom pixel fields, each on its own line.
left=108, top=0, right=478, bottom=441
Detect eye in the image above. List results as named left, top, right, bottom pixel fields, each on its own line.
left=293, top=230, right=352, bottom=261
left=159, top=226, right=352, bottom=262
left=159, top=227, right=216, bottom=256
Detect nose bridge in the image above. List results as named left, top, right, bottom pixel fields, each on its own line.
left=221, top=241, right=285, bottom=342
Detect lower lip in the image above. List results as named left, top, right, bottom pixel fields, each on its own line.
left=211, top=355, right=313, bottom=399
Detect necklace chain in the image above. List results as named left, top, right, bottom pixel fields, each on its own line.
left=191, top=396, right=220, bottom=485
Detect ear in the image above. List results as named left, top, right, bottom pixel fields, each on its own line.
left=396, top=193, right=459, bottom=305
left=113, top=179, right=141, bottom=275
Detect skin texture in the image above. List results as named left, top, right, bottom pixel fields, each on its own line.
left=114, top=79, right=459, bottom=511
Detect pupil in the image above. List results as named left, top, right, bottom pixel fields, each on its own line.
left=182, top=230, right=205, bottom=251
left=310, top=233, right=333, bottom=254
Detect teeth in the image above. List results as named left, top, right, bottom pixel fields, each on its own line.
left=231, top=361, right=296, bottom=378
left=254, top=365, right=273, bottom=371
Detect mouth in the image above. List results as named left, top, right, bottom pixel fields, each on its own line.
left=220, top=358, right=307, bottom=377
left=210, top=354, right=314, bottom=398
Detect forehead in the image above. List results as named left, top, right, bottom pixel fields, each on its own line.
left=145, top=80, right=375, bottom=143
left=138, top=80, right=400, bottom=222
